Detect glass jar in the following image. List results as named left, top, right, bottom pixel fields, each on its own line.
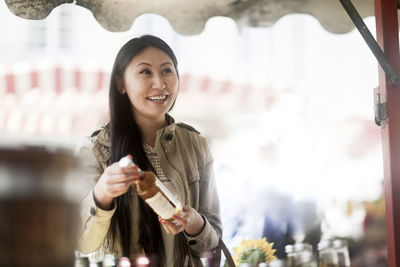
left=333, top=239, right=350, bottom=267
left=103, top=254, right=119, bottom=267
left=74, top=256, right=90, bottom=267
left=294, top=243, right=317, bottom=267
left=285, top=245, right=296, bottom=267
left=318, top=239, right=338, bottom=267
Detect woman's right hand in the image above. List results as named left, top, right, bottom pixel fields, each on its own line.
left=93, top=155, right=140, bottom=210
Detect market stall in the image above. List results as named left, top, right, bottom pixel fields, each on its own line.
left=1, top=0, right=400, bottom=266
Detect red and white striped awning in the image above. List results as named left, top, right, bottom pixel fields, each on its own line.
left=0, top=64, right=108, bottom=95
left=0, top=64, right=276, bottom=139
left=0, top=64, right=110, bottom=138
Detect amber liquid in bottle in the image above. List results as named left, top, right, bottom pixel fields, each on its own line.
left=119, top=156, right=182, bottom=220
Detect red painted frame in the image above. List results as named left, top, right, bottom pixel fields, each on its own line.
left=374, top=0, right=400, bottom=266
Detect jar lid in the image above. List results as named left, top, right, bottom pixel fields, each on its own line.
left=285, top=244, right=294, bottom=253
left=295, top=243, right=313, bottom=252
left=333, top=239, right=348, bottom=248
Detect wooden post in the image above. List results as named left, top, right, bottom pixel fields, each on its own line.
left=374, top=0, right=400, bottom=266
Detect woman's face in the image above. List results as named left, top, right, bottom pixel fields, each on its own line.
left=121, top=47, right=179, bottom=124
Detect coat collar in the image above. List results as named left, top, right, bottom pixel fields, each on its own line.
left=92, top=123, right=110, bottom=148
left=91, top=114, right=176, bottom=164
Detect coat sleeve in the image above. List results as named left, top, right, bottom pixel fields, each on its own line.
left=184, top=136, right=222, bottom=255
left=74, top=137, right=116, bottom=254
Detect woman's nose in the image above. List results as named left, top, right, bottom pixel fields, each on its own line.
left=152, top=74, right=165, bottom=89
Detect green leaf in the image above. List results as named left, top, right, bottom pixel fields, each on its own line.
left=240, top=248, right=268, bottom=265
left=248, top=249, right=260, bottom=265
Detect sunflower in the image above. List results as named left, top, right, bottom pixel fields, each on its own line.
left=232, top=238, right=277, bottom=266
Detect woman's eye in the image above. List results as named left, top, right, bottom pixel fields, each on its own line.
left=140, top=69, right=151, bottom=74
left=162, top=68, right=172, bottom=74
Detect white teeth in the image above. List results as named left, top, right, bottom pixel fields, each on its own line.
left=148, top=95, right=167, bottom=101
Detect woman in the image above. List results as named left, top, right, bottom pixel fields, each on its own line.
left=76, top=35, right=222, bottom=267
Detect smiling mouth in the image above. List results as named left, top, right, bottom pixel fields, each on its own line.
left=147, top=95, right=169, bottom=101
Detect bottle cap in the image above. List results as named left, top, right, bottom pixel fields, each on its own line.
left=119, top=156, right=134, bottom=167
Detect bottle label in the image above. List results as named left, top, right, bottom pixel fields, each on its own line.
left=155, top=179, right=181, bottom=208
left=145, top=192, right=178, bottom=219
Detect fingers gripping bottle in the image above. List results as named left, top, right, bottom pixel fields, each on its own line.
left=119, top=156, right=182, bottom=220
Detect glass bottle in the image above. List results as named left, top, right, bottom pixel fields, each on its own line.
left=332, top=239, right=350, bottom=267
left=119, top=156, right=183, bottom=220
left=294, top=243, right=305, bottom=267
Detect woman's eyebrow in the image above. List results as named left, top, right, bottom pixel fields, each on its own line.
left=136, top=62, right=172, bottom=67
left=136, top=62, right=151, bottom=67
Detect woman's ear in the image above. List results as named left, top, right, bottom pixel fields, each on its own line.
left=116, top=76, right=126, bottom=94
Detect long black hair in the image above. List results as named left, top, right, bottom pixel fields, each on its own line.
left=108, top=35, right=179, bottom=266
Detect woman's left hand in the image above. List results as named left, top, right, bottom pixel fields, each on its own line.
left=159, top=205, right=205, bottom=236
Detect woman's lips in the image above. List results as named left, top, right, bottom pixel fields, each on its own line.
left=146, top=95, right=169, bottom=102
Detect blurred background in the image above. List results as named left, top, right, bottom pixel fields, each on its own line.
left=0, top=1, right=386, bottom=266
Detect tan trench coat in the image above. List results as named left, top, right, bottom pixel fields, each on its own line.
left=75, top=117, right=222, bottom=266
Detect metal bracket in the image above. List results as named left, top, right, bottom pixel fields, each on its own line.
left=374, top=90, right=387, bottom=127
left=339, top=0, right=400, bottom=86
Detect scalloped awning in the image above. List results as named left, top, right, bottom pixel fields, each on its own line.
left=5, top=0, right=381, bottom=35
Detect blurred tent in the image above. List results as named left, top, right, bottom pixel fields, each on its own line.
left=5, top=0, right=386, bottom=35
